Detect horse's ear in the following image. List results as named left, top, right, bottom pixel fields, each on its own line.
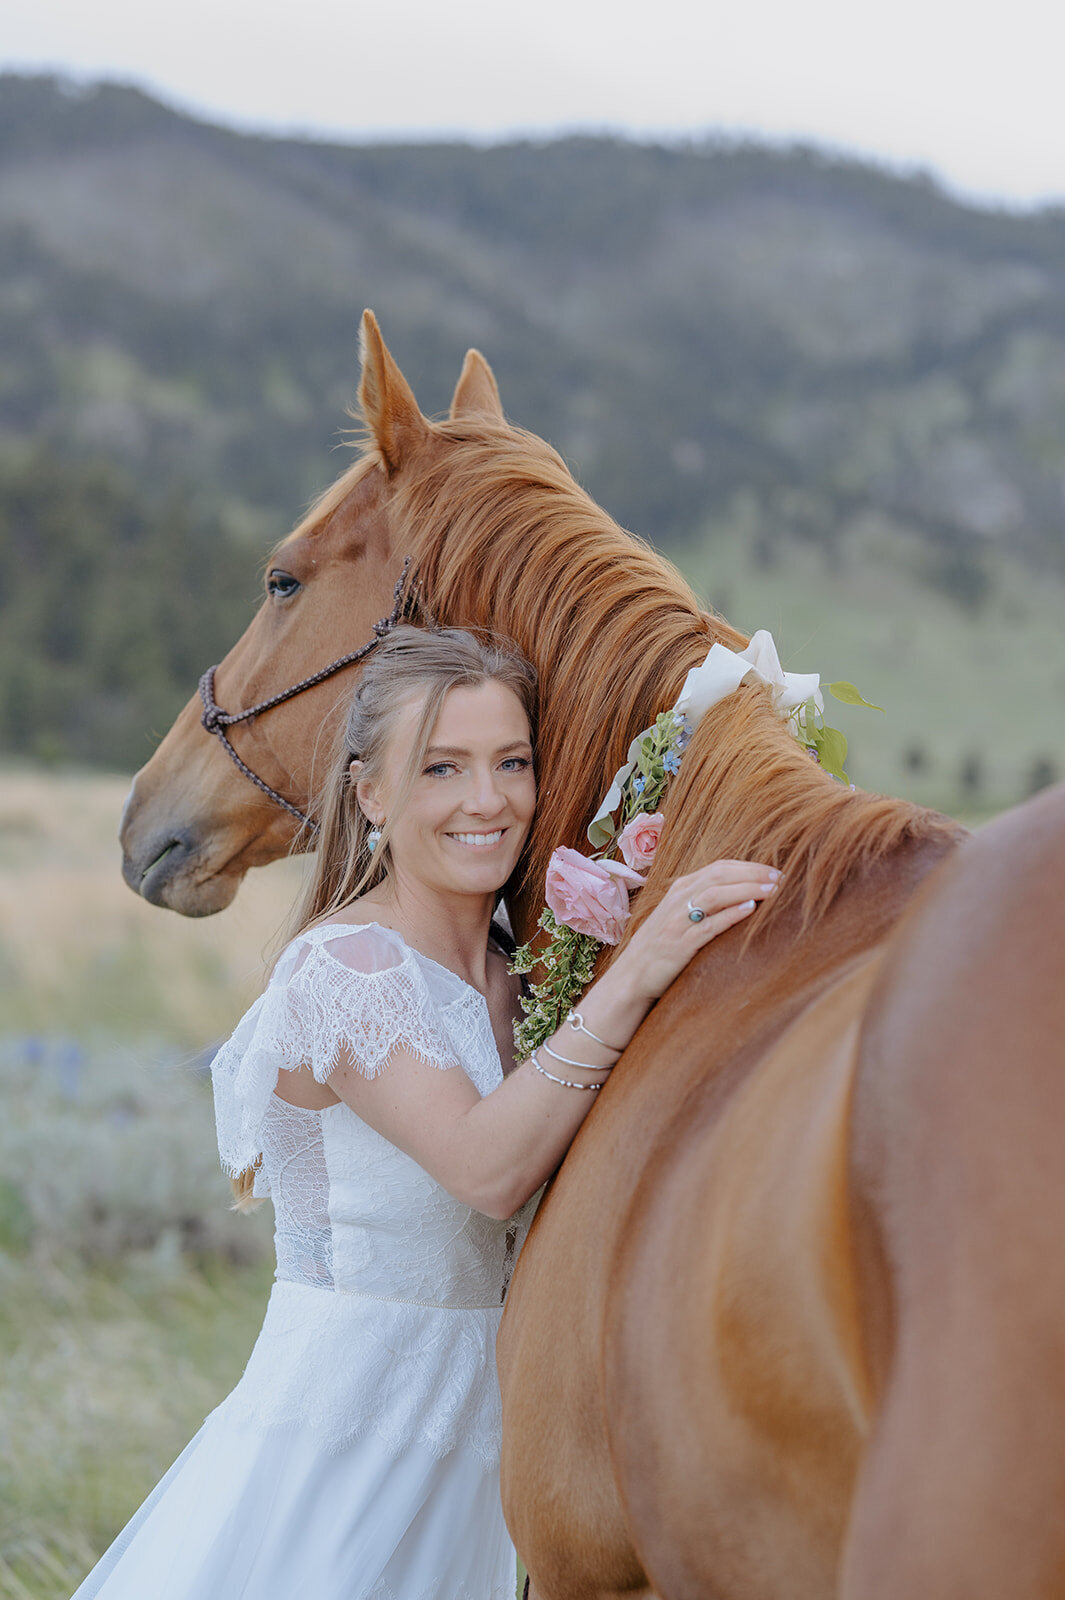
left=358, top=310, right=429, bottom=475
left=449, top=349, right=504, bottom=422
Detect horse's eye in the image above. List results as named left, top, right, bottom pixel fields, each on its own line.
left=267, top=569, right=301, bottom=600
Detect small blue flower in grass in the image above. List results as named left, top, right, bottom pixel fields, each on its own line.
left=633, top=774, right=646, bottom=795
left=664, top=749, right=681, bottom=775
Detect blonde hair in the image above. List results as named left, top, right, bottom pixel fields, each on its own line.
left=231, top=624, right=537, bottom=1211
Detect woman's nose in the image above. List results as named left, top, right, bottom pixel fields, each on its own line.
left=465, top=768, right=506, bottom=814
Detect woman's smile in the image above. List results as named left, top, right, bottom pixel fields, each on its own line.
left=356, top=679, right=536, bottom=903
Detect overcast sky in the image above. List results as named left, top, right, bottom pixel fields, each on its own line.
left=5, top=0, right=1064, bottom=208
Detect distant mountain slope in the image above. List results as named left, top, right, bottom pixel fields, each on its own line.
left=3, top=73, right=1065, bottom=565
left=1, top=73, right=1064, bottom=793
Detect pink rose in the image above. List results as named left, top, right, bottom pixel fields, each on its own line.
left=544, top=847, right=645, bottom=945
left=617, top=811, right=664, bottom=872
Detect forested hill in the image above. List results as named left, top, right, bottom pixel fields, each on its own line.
left=2, top=73, right=1065, bottom=786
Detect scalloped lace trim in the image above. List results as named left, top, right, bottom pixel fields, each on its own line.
left=212, top=926, right=465, bottom=1176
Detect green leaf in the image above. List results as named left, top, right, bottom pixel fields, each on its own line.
left=817, top=724, right=850, bottom=782
left=587, top=815, right=617, bottom=849
left=827, top=680, right=884, bottom=712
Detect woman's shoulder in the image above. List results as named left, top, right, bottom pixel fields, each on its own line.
left=274, top=917, right=412, bottom=981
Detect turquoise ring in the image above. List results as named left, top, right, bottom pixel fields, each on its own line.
left=687, top=901, right=706, bottom=923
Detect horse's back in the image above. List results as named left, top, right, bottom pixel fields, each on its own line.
left=843, top=782, right=1065, bottom=1597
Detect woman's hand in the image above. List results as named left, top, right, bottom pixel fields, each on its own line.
left=613, top=859, right=780, bottom=1005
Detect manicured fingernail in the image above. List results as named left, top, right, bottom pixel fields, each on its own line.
left=739, top=899, right=756, bottom=912
left=768, top=868, right=782, bottom=880
left=761, top=883, right=777, bottom=894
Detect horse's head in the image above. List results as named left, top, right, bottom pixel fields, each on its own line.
left=120, top=312, right=505, bottom=915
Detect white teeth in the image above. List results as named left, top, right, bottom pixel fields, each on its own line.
left=451, top=831, right=503, bottom=847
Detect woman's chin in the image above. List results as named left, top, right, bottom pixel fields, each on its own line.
left=452, top=860, right=518, bottom=897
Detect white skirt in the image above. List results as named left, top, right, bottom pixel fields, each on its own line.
left=71, top=1285, right=517, bottom=1600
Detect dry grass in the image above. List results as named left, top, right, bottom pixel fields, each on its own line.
left=0, top=766, right=308, bottom=1042
left=0, top=765, right=288, bottom=1595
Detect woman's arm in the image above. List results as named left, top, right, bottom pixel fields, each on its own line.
left=325, top=860, right=778, bottom=1218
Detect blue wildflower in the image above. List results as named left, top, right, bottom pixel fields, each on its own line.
left=633, top=774, right=646, bottom=795
left=664, top=749, right=681, bottom=775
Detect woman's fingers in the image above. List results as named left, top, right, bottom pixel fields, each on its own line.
left=621, top=858, right=784, bottom=1001
left=689, top=894, right=760, bottom=944
left=668, top=862, right=780, bottom=919
left=681, top=859, right=780, bottom=890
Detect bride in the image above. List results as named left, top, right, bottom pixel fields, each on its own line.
left=73, top=625, right=778, bottom=1600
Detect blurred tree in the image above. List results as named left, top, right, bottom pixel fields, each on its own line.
left=959, top=751, right=984, bottom=801
left=0, top=447, right=263, bottom=769
left=1025, top=755, right=1060, bottom=796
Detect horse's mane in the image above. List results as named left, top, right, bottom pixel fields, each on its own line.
left=627, top=687, right=963, bottom=945
left=322, top=418, right=961, bottom=941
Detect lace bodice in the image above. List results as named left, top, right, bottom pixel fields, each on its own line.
left=209, top=922, right=538, bottom=1465
left=212, top=921, right=534, bottom=1307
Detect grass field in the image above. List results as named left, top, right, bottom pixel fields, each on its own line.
left=0, top=1254, right=275, bottom=1599
left=0, top=771, right=290, bottom=1596
left=0, top=769, right=308, bottom=1041
left=684, top=524, right=1065, bottom=817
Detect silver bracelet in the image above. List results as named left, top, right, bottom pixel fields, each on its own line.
left=541, top=1040, right=616, bottom=1072
left=565, top=1009, right=625, bottom=1055
left=531, top=1049, right=604, bottom=1091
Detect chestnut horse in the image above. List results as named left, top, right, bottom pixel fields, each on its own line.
left=121, top=314, right=1065, bottom=1598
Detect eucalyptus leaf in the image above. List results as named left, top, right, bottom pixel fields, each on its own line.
left=817, top=724, right=850, bottom=781
left=827, top=680, right=884, bottom=712
left=587, top=815, right=617, bottom=849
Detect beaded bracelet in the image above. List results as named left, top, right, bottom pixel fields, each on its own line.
left=565, top=1009, right=626, bottom=1054
left=531, top=1049, right=605, bottom=1091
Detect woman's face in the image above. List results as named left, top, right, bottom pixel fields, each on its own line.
left=357, top=680, right=536, bottom=901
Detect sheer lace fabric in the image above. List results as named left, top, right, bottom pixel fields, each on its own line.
left=209, top=921, right=538, bottom=1464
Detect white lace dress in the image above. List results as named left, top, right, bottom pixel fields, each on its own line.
left=72, top=921, right=538, bottom=1600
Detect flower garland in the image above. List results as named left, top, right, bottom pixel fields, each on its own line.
left=510, top=631, right=882, bottom=1056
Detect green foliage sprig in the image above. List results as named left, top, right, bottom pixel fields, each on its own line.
left=511, top=711, right=690, bottom=1055
left=789, top=680, right=883, bottom=784
left=510, top=910, right=603, bottom=1060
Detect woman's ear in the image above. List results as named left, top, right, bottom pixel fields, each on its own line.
left=352, top=764, right=382, bottom=826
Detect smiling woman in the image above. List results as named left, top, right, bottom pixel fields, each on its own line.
left=73, top=624, right=778, bottom=1600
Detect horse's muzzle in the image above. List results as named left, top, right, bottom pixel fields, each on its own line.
left=121, top=827, right=199, bottom=905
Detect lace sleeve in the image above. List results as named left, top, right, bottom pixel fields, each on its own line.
left=211, top=923, right=458, bottom=1177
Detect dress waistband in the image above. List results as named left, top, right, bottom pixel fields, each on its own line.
left=338, top=1286, right=504, bottom=1310
left=274, top=1277, right=503, bottom=1311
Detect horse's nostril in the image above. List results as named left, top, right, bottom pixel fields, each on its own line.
left=140, top=839, right=183, bottom=881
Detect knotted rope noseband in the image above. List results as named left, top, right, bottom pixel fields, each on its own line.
left=198, top=559, right=416, bottom=835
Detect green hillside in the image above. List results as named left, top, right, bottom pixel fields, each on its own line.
left=1, top=73, right=1063, bottom=806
